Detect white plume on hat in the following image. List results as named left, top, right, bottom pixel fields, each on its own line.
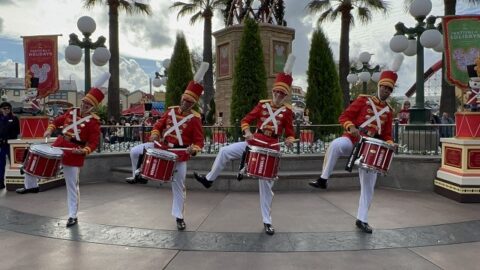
left=194, top=62, right=209, bottom=82
left=93, top=72, right=111, bottom=89
left=390, top=54, right=404, bottom=72
left=283, top=54, right=296, bottom=75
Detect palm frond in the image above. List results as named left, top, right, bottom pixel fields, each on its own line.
left=317, top=8, right=333, bottom=25
left=190, top=11, right=204, bottom=25
left=356, top=7, right=372, bottom=24
left=172, top=3, right=199, bottom=19
left=306, top=0, right=331, bottom=15
left=362, top=0, right=389, bottom=13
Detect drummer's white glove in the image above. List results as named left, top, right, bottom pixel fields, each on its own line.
left=243, top=129, right=253, bottom=140
left=187, top=146, right=196, bottom=156
left=43, top=129, right=52, bottom=138
left=284, top=137, right=294, bottom=148
left=149, top=134, right=159, bottom=142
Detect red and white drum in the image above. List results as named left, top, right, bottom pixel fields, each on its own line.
left=357, top=138, right=395, bottom=175
left=246, top=146, right=281, bottom=180
left=140, top=148, right=178, bottom=182
left=300, top=129, right=314, bottom=144
left=23, top=144, right=63, bottom=178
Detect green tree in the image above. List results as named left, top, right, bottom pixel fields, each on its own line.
left=230, top=17, right=268, bottom=125
left=307, top=0, right=389, bottom=109
left=305, top=28, right=343, bottom=127
left=84, top=0, right=151, bottom=121
left=171, top=0, right=226, bottom=119
left=166, top=33, right=194, bottom=107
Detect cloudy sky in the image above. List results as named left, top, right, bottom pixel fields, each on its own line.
left=0, top=0, right=478, bottom=97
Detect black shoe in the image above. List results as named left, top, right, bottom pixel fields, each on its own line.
left=0, top=183, right=5, bottom=189
left=264, top=223, right=275, bottom=235
left=236, top=173, right=244, bottom=181
left=137, top=177, right=148, bottom=184
left=16, top=187, right=39, bottom=194
left=126, top=177, right=137, bottom=184
left=309, top=177, right=328, bottom=189
left=176, top=218, right=186, bottom=231
left=66, top=217, right=78, bottom=227
left=193, top=172, right=212, bottom=189
left=355, top=219, right=373, bottom=234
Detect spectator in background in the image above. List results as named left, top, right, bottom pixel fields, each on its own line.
left=440, top=112, right=454, bottom=138
left=398, top=100, right=410, bottom=124
left=0, top=102, right=20, bottom=189
left=131, top=119, right=141, bottom=141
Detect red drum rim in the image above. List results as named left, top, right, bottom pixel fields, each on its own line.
left=146, top=148, right=178, bottom=160
left=249, top=146, right=281, bottom=157
left=362, top=138, right=395, bottom=150
left=30, top=144, right=63, bottom=158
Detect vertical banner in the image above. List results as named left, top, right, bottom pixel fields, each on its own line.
left=23, top=35, right=59, bottom=98
left=443, top=15, right=480, bottom=89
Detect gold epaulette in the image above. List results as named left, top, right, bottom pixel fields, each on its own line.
left=191, top=110, right=201, bottom=118
left=90, top=113, right=100, bottom=120
left=283, top=103, right=292, bottom=110
left=260, top=99, right=272, bottom=103
left=167, top=105, right=179, bottom=109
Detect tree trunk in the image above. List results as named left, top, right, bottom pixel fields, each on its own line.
left=203, top=11, right=214, bottom=124
left=339, top=11, right=351, bottom=108
left=440, top=0, right=456, bottom=117
left=108, top=3, right=121, bottom=121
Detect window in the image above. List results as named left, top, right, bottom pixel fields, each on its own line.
left=49, top=91, right=68, bottom=100
left=14, top=90, right=20, bottom=96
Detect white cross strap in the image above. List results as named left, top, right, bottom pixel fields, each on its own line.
left=163, top=108, right=194, bottom=146
left=62, top=109, right=93, bottom=141
left=359, top=98, right=390, bottom=135
left=467, top=88, right=480, bottom=104
left=260, top=103, right=285, bottom=135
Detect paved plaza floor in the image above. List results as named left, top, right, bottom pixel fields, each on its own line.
left=1, top=181, right=480, bottom=270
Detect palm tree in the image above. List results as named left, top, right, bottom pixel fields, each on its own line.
left=171, top=0, right=226, bottom=122
left=84, top=0, right=151, bottom=121
left=306, top=0, right=389, bottom=108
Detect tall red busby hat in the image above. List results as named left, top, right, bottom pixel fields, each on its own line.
left=83, top=72, right=110, bottom=107
left=182, top=62, right=209, bottom=103
left=273, top=54, right=296, bottom=95
left=378, top=54, right=404, bottom=90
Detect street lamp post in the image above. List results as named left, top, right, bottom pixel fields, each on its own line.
left=152, top=59, right=170, bottom=91
left=65, top=16, right=111, bottom=94
left=389, top=0, right=442, bottom=123
left=347, top=51, right=381, bottom=95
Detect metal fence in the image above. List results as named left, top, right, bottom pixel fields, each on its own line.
left=97, top=122, right=456, bottom=155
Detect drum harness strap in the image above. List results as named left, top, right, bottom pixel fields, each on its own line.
left=163, top=108, right=194, bottom=146
left=260, top=103, right=285, bottom=136
left=359, top=97, right=389, bottom=135
left=62, top=108, right=93, bottom=142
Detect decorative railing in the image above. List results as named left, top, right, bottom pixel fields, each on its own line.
left=97, top=122, right=456, bottom=155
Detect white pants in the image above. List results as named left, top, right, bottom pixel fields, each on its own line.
left=171, top=161, right=187, bottom=219
left=206, top=141, right=275, bottom=224
left=130, top=142, right=154, bottom=177
left=321, top=136, right=377, bottom=223
left=24, top=165, right=80, bottom=219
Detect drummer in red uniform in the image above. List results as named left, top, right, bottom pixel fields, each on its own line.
left=128, top=63, right=207, bottom=230
left=309, top=55, right=403, bottom=233
left=194, top=54, right=296, bottom=235
left=16, top=73, right=109, bottom=228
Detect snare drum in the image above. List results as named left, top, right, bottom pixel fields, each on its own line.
left=23, top=144, right=63, bottom=178
left=213, top=130, right=227, bottom=144
left=357, top=138, right=395, bottom=175
left=140, top=148, right=178, bottom=182
left=246, top=146, right=281, bottom=180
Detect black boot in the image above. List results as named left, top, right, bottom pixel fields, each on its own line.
left=193, top=172, right=212, bottom=189
left=355, top=219, right=373, bottom=234
left=176, top=218, right=186, bottom=231
left=308, top=177, right=328, bottom=189
left=66, top=217, right=78, bottom=227
left=264, top=223, right=275, bottom=235
left=16, top=187, right=39, bottom=194
left=237, top=146, right=250, bottom=181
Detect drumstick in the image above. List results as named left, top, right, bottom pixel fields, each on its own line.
left=154, top=141, right=189, bottom=152
left=270, top=139, right=300, bottom=147
left=54, top=147, right=76, bottom=151
left=252, top=138, right=268, bottom=145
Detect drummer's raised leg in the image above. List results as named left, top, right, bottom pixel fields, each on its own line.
left=194, top=141, right=247, bottom=188
left=309, top=137, right=353, bottom=189
left=16, top=174, right=39, bottom=194
left=127, top=142, right=154, bottom=184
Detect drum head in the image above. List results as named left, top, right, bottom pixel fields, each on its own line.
left=147, top=148, right=178, bottom=160
left=30, top=144, right=63, bottom=157
left=363, top=137, right=394, bottom=149
left=249, top=146, right=281, bottom=157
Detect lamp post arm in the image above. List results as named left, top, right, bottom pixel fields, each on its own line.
left=91, top=36, right=107, bottom=49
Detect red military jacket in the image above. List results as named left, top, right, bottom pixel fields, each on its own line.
left=150, top=106, right=204, bottom=162
left=241, top=99, right=295, bottom=150
left=46, top=108, right=101, bottom=167
left=340, top=95, right=393, bottom=144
